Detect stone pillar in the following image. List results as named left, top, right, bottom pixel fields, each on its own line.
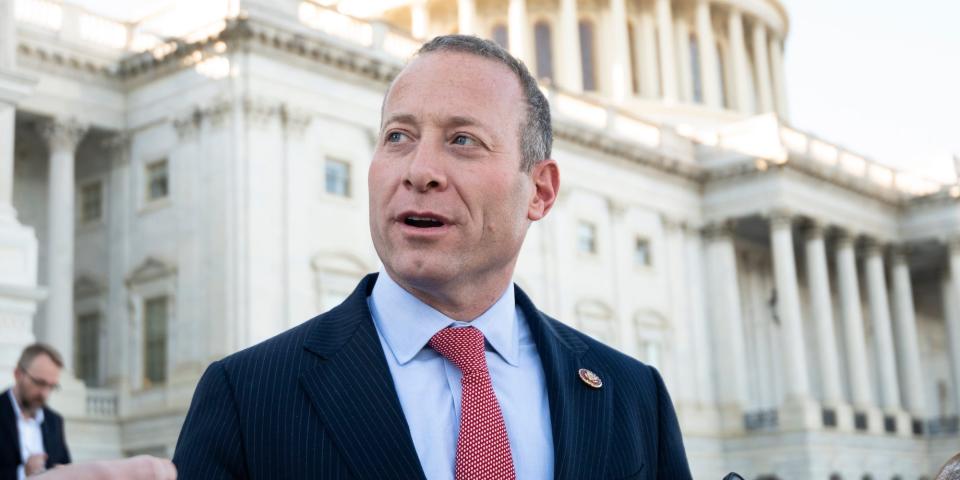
left=769, top=214, right=811, bottom=400
left=0, top=0, right=15, bottom=69
left=694, top=0, right=721, bottom=108
left=654, top=0, right=678, bottom=101
left=410, top=0, right=429, bottom=39
left=609, top=0, right=631, bottom=102
left=705, top=222, right=748, bottom=431
left=673, top=14, right=693, bottom=103
left=507, top=0, right=531, bottom=66
left=751, top=22, right=774, bottom=113
left=835, top=232, right=881, bottom=431
left=944, top=240, right=960, bottom=418
left=726, top=9, right=752, bottom=113
left=804, top=224, right=846, bottom=408
left=38, top=118, right=88, bottom=373
left=685, top=227, right=715, bottom=407
left=557, top=0, right=582, bottom=92
left=890, top=247, right=926, bottom=417
left=638, top=4, right=660, bottom=98
left=769, top=33, right=789, bottom=119
left=864, top=242, right=902, bottom=410
left=457, top=0, right=476, bottom=35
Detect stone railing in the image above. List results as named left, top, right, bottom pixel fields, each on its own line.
left=85, top=388, right=118, bottom=418
left=927, top=415, right=959, bottom=436
left=744, top=408, right=779, bottom=431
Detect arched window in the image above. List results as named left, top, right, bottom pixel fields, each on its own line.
left=578, top=19, right=596, bottom=91
left=533, top=21, right=554, bottom=83
left=492, top=23, right=508, bottom=49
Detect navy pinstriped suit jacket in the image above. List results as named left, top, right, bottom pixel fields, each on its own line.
left=173, top=273, right=692, bottom=479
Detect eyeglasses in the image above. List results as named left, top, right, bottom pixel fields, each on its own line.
left=18, top=367, right=60, bottom=391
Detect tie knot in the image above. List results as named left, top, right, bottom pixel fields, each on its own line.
left=428, top=327, right=487, bottom=375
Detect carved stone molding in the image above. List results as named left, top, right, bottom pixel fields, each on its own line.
left=101, top=132, right=132, bottom=166
left=37, top=118, right=88, bottom=153
left=174, top=96, right=314, bottom=139
left=126, top=257, right=177, bottom=286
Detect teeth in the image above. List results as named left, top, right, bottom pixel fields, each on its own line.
left=408, top=216, right=435, bottom=221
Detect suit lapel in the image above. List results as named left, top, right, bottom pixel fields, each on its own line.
left=1, top=390, right=22, bottom=465
left=299, top=274, right=426, bottom=480
left=516, top=287, right=613, bottom=480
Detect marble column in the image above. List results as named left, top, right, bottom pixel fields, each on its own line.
left=705, top=222, right=749, bottom=429
left=410, top=0, right=429, bottom=39
left=38, top=118, right=88, bottom=373
left=835, top=233, right=874, bottom=410
left=507, top=0, right=531, bottom=66
left=864, top=241, right=903, bottom=414
left=0, top=104, right=15, bottom=220
left=609, top=0, right=631, bottom=102
left=694, top=0, right=721, bottom=108
left=769, top=33, right=789, bottom=119
left=457, top=0, right=476, bottom=35
left=804, top=223, right=844, bottom=407
left=945, top=240, right=960, bottom=418
left=638, top=4, right=660, bottom=98
left=890, top=247, right=926, bottom=416
left=769, top=214, right=811, bottom=400
left=673, top=14, right=693, bottom=103
left=726, top=9, right=752, bottom=113
left=685, top=226, right=715, bottom=408
left=751, top=22, right=774, bottom=113
left=654, top=0, right=678, bottom=101
left=0, top=0, right=15, bottom=69
left=557, top=0, right=582, bottom=92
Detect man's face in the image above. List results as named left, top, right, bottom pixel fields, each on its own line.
left=13, top=354, right=61, bottom=414
left=369, top=51, right=555, bottom=296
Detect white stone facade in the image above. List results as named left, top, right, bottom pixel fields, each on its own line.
left=1, top=0, right=958, bottom=477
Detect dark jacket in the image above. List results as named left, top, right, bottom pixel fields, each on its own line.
left=174, top=273, right=692, bottom=479
left=0, top=388, right=71, bottom=480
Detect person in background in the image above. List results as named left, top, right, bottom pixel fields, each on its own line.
left=0, top=344, right=71, bottom=479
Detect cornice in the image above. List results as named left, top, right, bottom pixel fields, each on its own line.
left=553, top=119, right=705, bottom=182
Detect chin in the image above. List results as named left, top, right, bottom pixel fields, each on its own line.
left=387, top=256, right=455, bottom=287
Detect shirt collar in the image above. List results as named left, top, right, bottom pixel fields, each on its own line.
left=370, top=269, right=520, bottom=367
left=8, top=389, right=44, bottom=424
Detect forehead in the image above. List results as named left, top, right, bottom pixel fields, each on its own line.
left=383, top=51, right=525, bottom=122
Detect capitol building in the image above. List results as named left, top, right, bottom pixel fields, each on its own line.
left=0, top=0, right=958, bottom=477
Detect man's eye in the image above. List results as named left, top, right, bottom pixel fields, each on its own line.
left=386, top=131, right=406, bottom=143
left=452, top=135, right=476, bottom=146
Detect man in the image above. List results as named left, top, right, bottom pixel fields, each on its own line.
left=174, top=35, right=691, bottom=479
left=1, top=344, right=71, bottom=480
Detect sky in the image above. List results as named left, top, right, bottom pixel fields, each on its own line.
left=71, top=0, right=960, bottom=180
left=781, top=0, right=960, bottom=181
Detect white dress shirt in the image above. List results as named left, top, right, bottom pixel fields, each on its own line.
left=9, top=389, right=45, bottom=480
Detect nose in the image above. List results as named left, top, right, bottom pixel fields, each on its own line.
left=403, top=140, right=447, bottom=192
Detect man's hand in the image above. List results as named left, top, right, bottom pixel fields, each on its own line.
left=25, top=453, right=47, bottom=476
left=35, top=455, right=176, bottom=480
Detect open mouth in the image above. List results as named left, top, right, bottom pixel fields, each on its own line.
left=404, top=216, right=445, bottom=228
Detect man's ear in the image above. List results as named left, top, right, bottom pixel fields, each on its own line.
left=527, top=159, right=560, bottom=221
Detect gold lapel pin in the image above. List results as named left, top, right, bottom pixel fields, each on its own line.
left=578, top=368, right=602, bottom=389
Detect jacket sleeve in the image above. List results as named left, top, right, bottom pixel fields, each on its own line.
left=173, top=360, right=249, bottom=480
left=651, top=367, right=693, bottom=480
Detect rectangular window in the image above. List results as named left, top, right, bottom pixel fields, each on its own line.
left=144, top=296, right=168, bottom=387
left=146, top=159, right=169, bottom=202
left=80, top=181, right=103, bottom=223
left=75, top=312, right=100, bottom=386
left=325, top=158, right=351, bottom=197
left=634, top=237, right=652, bottom=266
left=577, top=222, right=597, bottom=254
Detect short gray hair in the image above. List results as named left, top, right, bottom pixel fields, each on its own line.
left=413, top=35, right=552, bottom=172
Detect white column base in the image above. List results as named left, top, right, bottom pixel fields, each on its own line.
left=779, top=397, right=821, bottom=431
left=852, top=406, right=885, bottom=435
left=717, top=403, right=746, bottom=434
left=822, top=402, right=855, bottom=432
left=676, top=401, right=722, bottom=435
left=48, top=374, right=88, bottom=418
left=884, top=409, right=914, bottom=437
left=0, top=219, right=45, bottom=375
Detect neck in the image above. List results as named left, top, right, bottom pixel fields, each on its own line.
left=389, top=268, right=515, bottom=322
left=11, top=387, right=36, bottom=419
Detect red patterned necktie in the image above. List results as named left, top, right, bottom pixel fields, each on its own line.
left=429, top=327, right=516, bottom=480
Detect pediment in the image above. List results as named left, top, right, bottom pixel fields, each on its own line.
left=126, top=257, right=176, bottom=285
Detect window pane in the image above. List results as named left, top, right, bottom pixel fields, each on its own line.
left=578, top=20, right=596, bottom=91
left=534, top=22, right=553, bottom=82
left=147, top=160, right=169, bottom=201
left=690, top=35, right=703, bottom=103
left=144, top=297, right=168, bottom=386
left=75, top=312, right=100, bottom=386
left=492, top=24, right=508, bottom=49
left=325, top=159, right=351, bottom=197
left=577, top=222, right=596, bottom=254
left=81, top=182, right=103, bottom=223
left=635, top=237, right=652, bottom=266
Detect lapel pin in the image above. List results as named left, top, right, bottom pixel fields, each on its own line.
left=578, top=368, right=602, bottom=389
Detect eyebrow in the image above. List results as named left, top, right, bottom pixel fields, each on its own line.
left=381, top=114, right=484, bottom=129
